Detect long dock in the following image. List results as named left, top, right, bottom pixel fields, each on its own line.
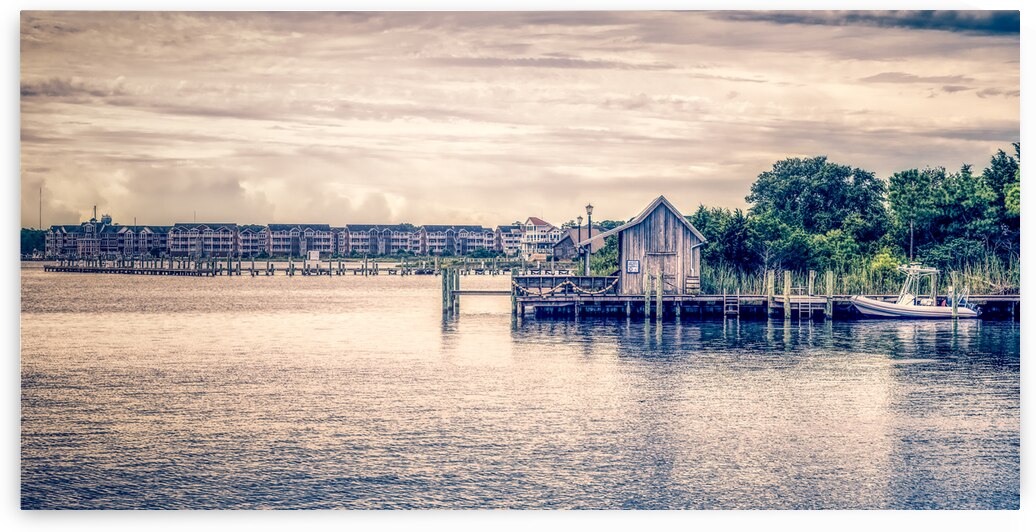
left=437, top=270, right=1020, bottom=321
left=42, top=257, right=564, bottom=277
left=509, top=293, right=1020, bottom=320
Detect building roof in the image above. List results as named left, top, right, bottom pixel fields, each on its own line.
left=525, top=216, right=554, bottom=228
left=115, top=225, right=172, bottom=234
left=171, top=223, right=238, bottom=231
left=555, top=227, right=605, bottom=253
left=422, top=224, right=491, bottom=233
left=576, top=195, right=707, bottom=247
left=345, top=224, right=417, bottom=232
left=50, top=224, right=85, bottom=234
left=496, top=225, right=522, bottom=233
left=267, top=223, right=332, bottom=232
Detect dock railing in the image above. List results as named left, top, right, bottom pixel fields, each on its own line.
left=512, top=275, right=620, bottom=297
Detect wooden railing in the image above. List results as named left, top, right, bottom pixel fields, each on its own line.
left=514, top=275, right=620, bottom=296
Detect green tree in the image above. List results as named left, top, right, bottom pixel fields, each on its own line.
left=21, top=228, right=45, bottom=256
left=981, top=146, right=1019, bottom=215
left=715, top=209, right=760, bottom=271
left=747, top=156, right=888, bottom=245
left=888, top=167, right=943, bottom=258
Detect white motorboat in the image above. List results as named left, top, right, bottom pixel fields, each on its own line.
left=850, top=263, right=978, bottom=319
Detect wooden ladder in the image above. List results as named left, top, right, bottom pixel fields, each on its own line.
left=723, top=289, right=740, bottom=317
left=798, top=300, right=813, bottom=319
left=790, top=287, right=812, bottom=320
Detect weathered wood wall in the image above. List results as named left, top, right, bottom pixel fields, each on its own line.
left=553, top=238, right=578, bottom=260
left=618, top=205, right=701, bottom=295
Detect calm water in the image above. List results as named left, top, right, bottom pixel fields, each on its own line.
left=20, top=262, right=1020, bottom=509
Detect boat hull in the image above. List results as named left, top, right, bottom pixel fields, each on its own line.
left=850, top=295, right=978, bottom=319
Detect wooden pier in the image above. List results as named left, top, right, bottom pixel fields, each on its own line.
left=42, top=256, right=566, bottom=278
left=438, top=270, right=1020, bottom=321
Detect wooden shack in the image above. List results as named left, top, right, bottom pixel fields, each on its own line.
left=552, top=227, right=603, bottom=260
left=577, top=195, right=706, bottom=295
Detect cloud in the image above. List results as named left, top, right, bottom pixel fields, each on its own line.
left=859, top=72, right=975, bottom=84
left=18, top=11, right=1020, bottom=228
left=21, top=77, right=124, bottom=99
left=715, top=10, right=1020, bottom=35
left=425, top=55, right=675, bottom=70
left=976, top=88, right=1020, bottom=98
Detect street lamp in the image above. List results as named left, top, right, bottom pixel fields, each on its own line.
left=576, top=215, right=583, bottom=261
left=584, top=203, right=593, bottom=276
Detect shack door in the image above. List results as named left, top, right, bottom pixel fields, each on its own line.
left=646, top=253, right=680, bottom=294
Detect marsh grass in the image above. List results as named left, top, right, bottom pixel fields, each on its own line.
left=701, top=256, right=1019, bottom=296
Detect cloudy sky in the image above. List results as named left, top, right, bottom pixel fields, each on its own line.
left=20, top=10, right=1019, bottom=228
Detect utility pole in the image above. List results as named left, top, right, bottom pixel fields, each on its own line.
left=38, top=186, right=42, bottom=230
left=909, top=220, right=914, bottom=261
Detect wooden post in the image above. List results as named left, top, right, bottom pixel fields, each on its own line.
left=449, top=268, right=456, bottom=311
left=644, top=274, right=651, bottom=318
left=626, top=300, right=631, bottom=318
left=808, top=270, right=816, bottom=297
left=510, top=269, right=517, bottom=315
left=453, top=268, right=460, bottom=311
left=783, top=270, right=791, bottom=320
left=655, top=274, right=662, bottom=320
left=766, top=270, right=775, bottom=317
left=442, top=267, right=448, bottom=313
left=950, top=271, right=958, bottom=319
left=825, top=271, right=834, bottom=319
left=447, top=268, right=453, bottom=312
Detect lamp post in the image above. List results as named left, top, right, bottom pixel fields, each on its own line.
left=584, top=203, right=593, bottom=276
left=576, top=215, right=583, bottom=271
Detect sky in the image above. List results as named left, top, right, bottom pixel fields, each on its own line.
left=19, top=10, right=1020, bottom=228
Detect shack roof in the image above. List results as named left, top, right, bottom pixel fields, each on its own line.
left=575, top=195, right=706, bottom=247
left=555, top=227, right=605, bottom=253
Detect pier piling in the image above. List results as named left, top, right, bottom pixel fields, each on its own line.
left=950, top=271, right=958, bottom=319
left=825, top=271, right=834, bottom=319
left=655, top=275, right=662, bottom=320
left=644, top=274, right=651, bottom=318
left=783, top=270, right=791, bottom=320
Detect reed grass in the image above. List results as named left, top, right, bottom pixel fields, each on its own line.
left=701, top=256, right=1019, bottom=296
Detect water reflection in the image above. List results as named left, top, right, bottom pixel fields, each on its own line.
left=21, top=266, right=1018, bottom=509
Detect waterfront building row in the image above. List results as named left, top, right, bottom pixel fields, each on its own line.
left=44, top=216, right=571, bottom=260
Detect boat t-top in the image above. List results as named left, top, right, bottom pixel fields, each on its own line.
left=850, top=263, right=978, bottom=319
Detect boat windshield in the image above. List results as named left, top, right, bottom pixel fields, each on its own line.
left=896, top=263, right=940, bottom=306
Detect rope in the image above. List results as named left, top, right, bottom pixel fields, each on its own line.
left=511, top=278, right=618, bottom=296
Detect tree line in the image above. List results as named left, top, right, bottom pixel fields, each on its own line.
left=684, top=144, right=1019, bottom=292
